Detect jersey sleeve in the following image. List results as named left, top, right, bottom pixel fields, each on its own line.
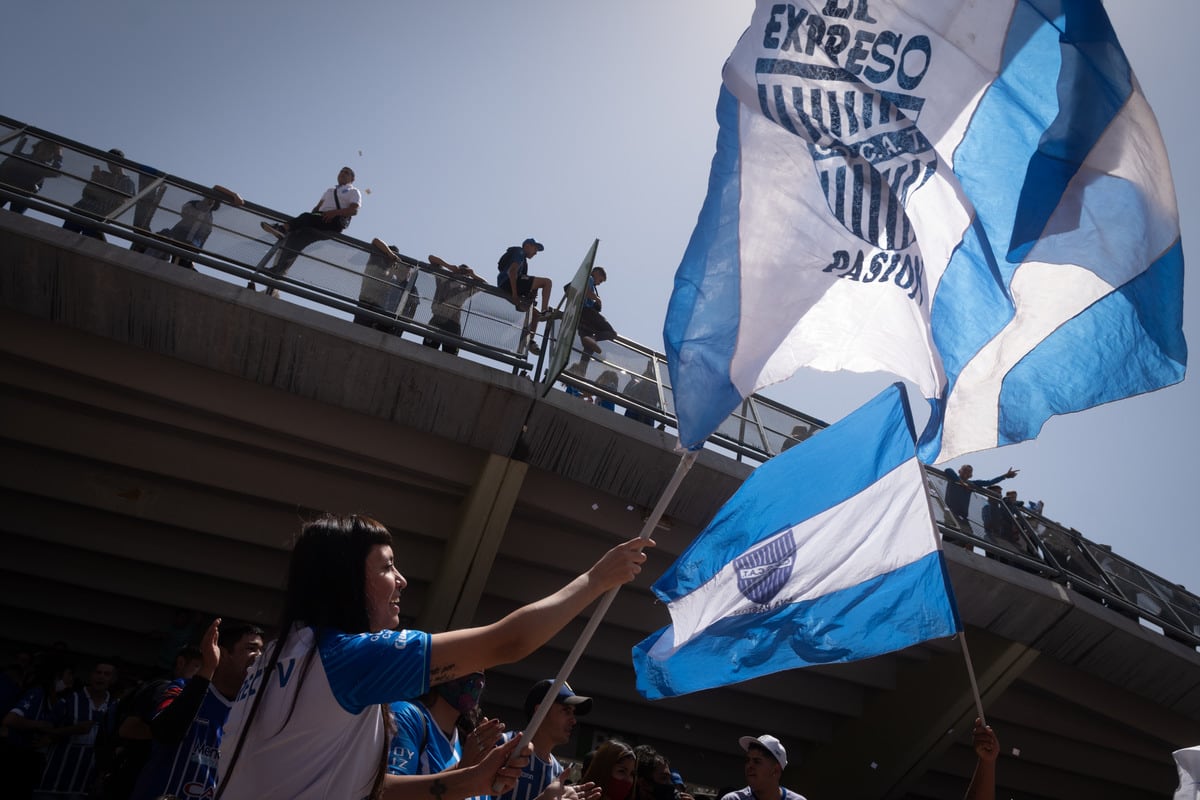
left=150, top=678, right=210, bottom=743
left=317, top=628, right=432, bottom=714
left=386, top=701, right=428, bottom=776
left=134, top=679, right=169, bottom=722
left=9, top=687, right=41, bottom=717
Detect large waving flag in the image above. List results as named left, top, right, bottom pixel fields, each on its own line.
left=633, top=383, right=958, bottom=700
left=664, top=0, right=1186, bottom=461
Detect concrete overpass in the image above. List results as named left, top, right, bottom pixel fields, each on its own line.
left=2, top=210, right=1199, bottom=799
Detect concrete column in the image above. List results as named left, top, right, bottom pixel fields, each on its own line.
left=418, top=452, right=528, bottom=632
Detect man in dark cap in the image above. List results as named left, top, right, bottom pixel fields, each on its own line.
left=496, top=238, right=561, bottom=355
left=498, top=679, right=593, bottom=800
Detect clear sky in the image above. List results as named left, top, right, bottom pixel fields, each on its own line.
left=3, top=1, right=1195, bottom=590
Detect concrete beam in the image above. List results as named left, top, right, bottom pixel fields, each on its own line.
left=795, top=627, right=1038, bottom=799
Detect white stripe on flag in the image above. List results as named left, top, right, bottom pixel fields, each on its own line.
left=667, top=456, right=934, bottom=648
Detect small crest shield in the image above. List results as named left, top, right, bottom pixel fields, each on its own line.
left=734, top=530, right=797, bottom=606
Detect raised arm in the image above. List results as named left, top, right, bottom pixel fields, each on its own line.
left=427, top=537, right=651, bottom=683
left=963, top=718, right=998, bottom=800
left=151, top=617, right=221, bottom=742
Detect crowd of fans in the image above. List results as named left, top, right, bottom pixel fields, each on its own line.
left=0, top=513, right=999, bottom=800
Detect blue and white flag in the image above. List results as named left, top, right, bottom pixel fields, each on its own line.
left=664, top=0, right=1186, bottom=460
left=633, top=383, right=959, bottom=700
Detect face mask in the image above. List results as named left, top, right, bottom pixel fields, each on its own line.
left=435, top=672, right=485, bottom=716
left=607, top=777, right=634, bottom=800
left=651, top=783, right=677, bottom=800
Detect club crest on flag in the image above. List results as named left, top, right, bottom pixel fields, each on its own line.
left=665, top=1, right=1185, bottom=460
left=734, top=529, right=796, bottom=605
left=633, top=384, right=962, bottom=700
left=754, top=22, right=937, bottom=251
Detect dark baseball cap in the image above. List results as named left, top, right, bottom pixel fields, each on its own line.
left=523, top=678, right=592, bottom=718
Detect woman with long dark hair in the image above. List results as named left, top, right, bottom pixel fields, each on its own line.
left=217, top=513, right=650, bottom=800
left=581, top=740, right=637, bottom=800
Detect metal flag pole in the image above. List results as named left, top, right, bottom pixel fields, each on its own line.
left=495, top=448, right=699, bottom=789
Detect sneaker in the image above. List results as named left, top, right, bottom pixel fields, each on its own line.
left=260, top=221, right=285, bottom=239
left=536, top=308, right=564, bottom=323
left=527, top=339, right=542, bottom=356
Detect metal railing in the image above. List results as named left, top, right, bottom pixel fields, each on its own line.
left=925, top=471, right=1200, bottom=647
left=0, top=116, right=535, bottom=369
left=4, top=114, right=1198, bottom=650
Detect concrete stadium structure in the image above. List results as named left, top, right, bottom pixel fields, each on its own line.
left=2, top=175, right=1199, bottom=796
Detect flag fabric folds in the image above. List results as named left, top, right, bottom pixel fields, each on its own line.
left=663, top=0, right=1186, bottom=460
left=633, top=383, right=959, bottom=700
left=1175, top=745, right=1200, bottom=800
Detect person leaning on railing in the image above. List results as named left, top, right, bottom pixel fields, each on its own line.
left=62, top=148, right=134, bottom=241
left=253, top=166, right=360, bottom=296
left=0, top=135, right=63, bottom=215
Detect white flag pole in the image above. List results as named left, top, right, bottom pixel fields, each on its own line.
left=917, top=463, right=986, bottom=727
left=957, top=629, right=987, bottom=727
left=495, top=448, right=699, bottom=789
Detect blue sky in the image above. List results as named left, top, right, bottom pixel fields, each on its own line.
left=3, top=1, right=1195, bottom=590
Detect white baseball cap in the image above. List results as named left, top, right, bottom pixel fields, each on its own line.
left=738, top=734, right=788, bottom=769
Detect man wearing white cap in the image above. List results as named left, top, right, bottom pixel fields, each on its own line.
left=720, top=734, right=806, bottom=800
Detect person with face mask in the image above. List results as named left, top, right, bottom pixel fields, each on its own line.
left=387, top=672, right=506, bottom=779
left=634, top=746, right=688, bottom=800
left=581, top=740, right=636, bottom=800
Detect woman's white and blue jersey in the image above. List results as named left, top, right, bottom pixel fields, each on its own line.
left=387, top=699, right=461, bottom=775
left=219, top=624, right=431, bottom=800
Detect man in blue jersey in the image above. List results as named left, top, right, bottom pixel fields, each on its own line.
left=719, top=735, right=806, bottom=800
left=94, top=646, right=204, bottom=800
left=35, top=659, right=115, bottom=800
left=577, top=266, right=616, bottom=359
left=497, top=238, right=561, bottom=356
left=499, top=679, right=593, bottom=800
left=129, top=619, right=263, bottom=800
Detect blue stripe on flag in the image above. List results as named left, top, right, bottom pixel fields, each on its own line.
left=654, top=383, right=916, bottom=599
left=917, top=0, right=1183, bottom=462
left=930, top=4, right=1073, bottom=383
left=998, top=240, right=1187, bottom=443
left=1008, top=0, right=1131, bottom=262
left=634, top=551, right=959, bottom=700
left=663, top=86, right=745, bottom=450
